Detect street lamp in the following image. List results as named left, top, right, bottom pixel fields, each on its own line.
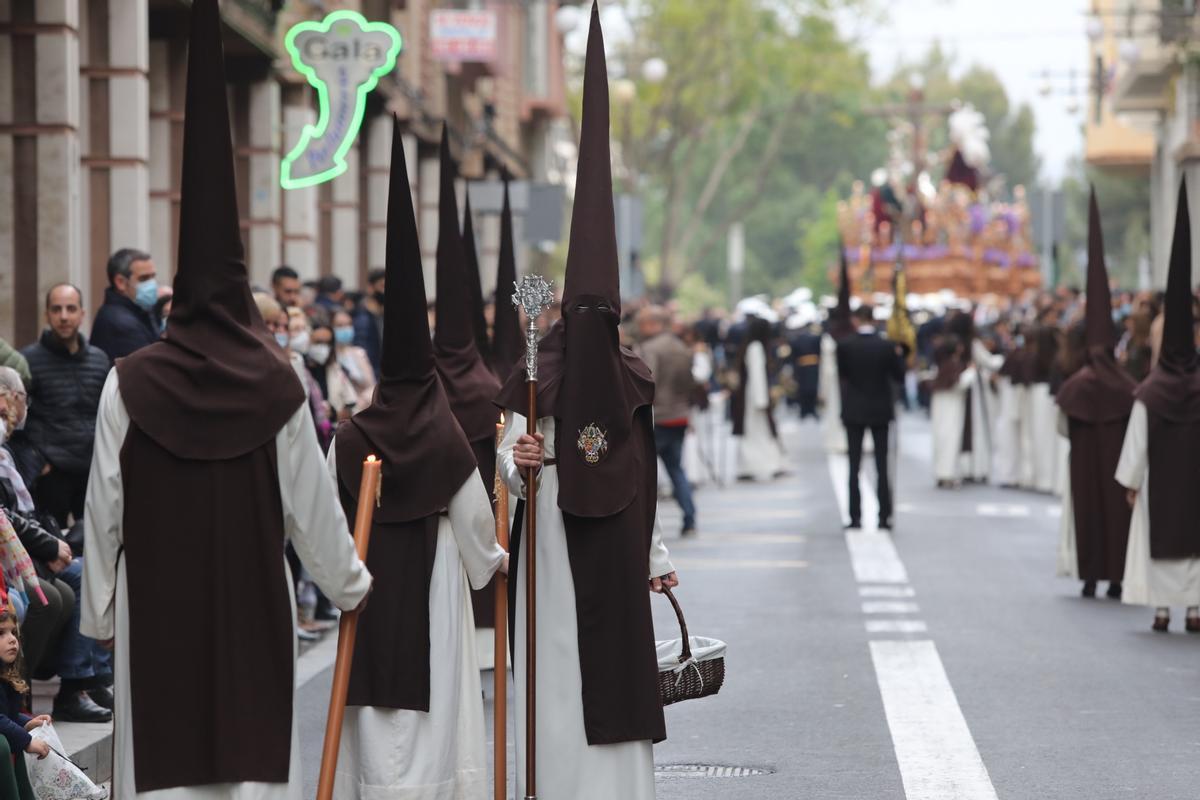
left=641, top=57, right=668, bottom=84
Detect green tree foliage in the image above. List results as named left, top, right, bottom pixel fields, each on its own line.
left=600, top=5, right=1045, bottom=309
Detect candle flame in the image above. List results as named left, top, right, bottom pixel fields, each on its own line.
left=366, top=455, right=377, bottom=463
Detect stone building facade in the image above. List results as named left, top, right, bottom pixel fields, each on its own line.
left=0, top=0, right=568, bottom=344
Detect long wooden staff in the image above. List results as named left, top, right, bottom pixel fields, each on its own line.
left=512, top=275, right=554, bottom=800
left=494, top=417, right=510, bottom=800
left=316, top=455, right=382, bottom=800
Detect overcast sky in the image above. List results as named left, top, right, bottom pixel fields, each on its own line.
left=848, top=0, right=1089, bottom=184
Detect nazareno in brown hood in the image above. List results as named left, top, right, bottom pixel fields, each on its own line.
left=1055, top=187, right=1136, bottom=423
left=338, top=116, right=476, bottom=523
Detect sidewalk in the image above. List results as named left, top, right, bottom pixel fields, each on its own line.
left=32, top=622, right=339, bottom=786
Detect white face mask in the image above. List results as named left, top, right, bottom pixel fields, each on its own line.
left=289, top=330, right=310, bottom=354
left=308, top=344, right=331, bottom=365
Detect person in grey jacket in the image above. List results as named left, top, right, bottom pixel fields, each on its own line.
left=10, top=285, right=110, bottom=527
left=637, top=306, right=698, bottom=536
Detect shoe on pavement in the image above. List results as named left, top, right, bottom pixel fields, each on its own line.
left=53, top=691, right=113, bottom=723
left=845, top=521, right=862, bottom=530
left=681, top=527, right=697, bottom=538
left=878, top=518, right=893, bottom=532
left=1082, top=581, right=1097, bottom=598
left=1152, top=614, right=1170, bottom=633
left=1106, top=582, right=1122, bottom=600
left=1187, top=617, right=1200, bottom=634
left=89, top=686, right=114, bottom=711
left=297, top=628, right=320, bottom=642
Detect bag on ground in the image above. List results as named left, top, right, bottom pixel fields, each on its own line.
left=24, top=721, right=107, bottom=800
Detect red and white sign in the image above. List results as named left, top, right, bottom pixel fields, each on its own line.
left=430, top=10, right=497, bottom=63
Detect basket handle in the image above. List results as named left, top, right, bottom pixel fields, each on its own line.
left=661, top=586, right=691, bottom=663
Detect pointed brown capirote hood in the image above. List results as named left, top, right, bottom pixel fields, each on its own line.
left=1056, top=186, right=1136, bottom=423
left=462, top=190, right=491, bottom=360
left=1135, top=177, right=1200, bottom=423
left=434, top=126, right=477, bottom=350
left=490, top=172, right=523, bottom=381
left=552, top=0, right=653, bottom=519
left=168, top=0, right=257, bottom=327
left=1085, top=188, right=1116, bottom=351
left=115, top=0, right=302, bottom=460
left=561, top=2, right=621, bottom=311
left=1161, top=179, right=1195, bottom=374
left=381, top=118, right=435, bottom=380
left=433, top=124, right=501, bottom=442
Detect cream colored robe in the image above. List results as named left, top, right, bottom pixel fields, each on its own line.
left=736, top=341, right=786, bottom=481
left=326, top=440, right=505, bottom=800
left=1117, top=401, right=1200, bottom=608
left=498, top=414, right=674, bottom=800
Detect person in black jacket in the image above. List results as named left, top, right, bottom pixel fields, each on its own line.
left=10, top=285, right=110, bottom=528
left=837, top=305, right=906, bottom=530
left=89, top=247, right=160, bottom=360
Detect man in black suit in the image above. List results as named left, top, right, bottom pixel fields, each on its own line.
left=837, top=305, right=906, bottom=530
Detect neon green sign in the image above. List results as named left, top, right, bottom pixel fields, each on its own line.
left=281, top=10, right=402, bottom=190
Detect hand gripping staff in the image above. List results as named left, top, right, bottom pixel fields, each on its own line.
left=316, top=455, right=382, bottom=800
left=513, top=275, right=554, bottom=800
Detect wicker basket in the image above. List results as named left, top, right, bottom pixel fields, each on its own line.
left=656, top=587, right=726, bottom=706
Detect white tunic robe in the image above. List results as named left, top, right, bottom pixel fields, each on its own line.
left=1117, top=401, right=1200, bottom=608
left=963, top=340, right=1003, bottom=482
left=326, top=441, right=505, bottom=800
left=736, top=341, right=786, bottom=481
left=1028, top=382, right=1058, bottom=493
left=818, top=334, right=847, bottom=453
left=498, top=415, right=674, bottom=800
left=1055, top=412, right=1078, bottom=579
left=1016, top=384, right=1036, bottom=489
left=930, top=367, right=975, bottom=482
left=81, top=371, right=372, bottom=800
left=992, top=376, right=1021, bottom=487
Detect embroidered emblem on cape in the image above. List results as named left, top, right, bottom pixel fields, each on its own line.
left=576, top=423, right=609, bottom=465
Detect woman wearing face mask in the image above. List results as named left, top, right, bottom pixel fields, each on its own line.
left=305, top=317, right=358, bottom=425
left=332, top=309, right=375, bottom=410
left=285, top=308, right=334, bottom=451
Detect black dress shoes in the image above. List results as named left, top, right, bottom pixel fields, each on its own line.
left=1081, top=581, right=1097, bottom=598
left=53, top=690, right=113, bottom=723
left=88, top=686, right=114, bottom=711
left=1106, top=582, right=1123, bottom=600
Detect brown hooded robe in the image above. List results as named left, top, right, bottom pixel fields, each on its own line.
left=1134, top=181, right=1200, bottom=560
left=1056, top=189, right=1135, bottom=580
left=109, top=1, right=307, bottom=791
left=494, top=2, right=665, bottom=746
left=431, top=128, right=504, bottom=629
left=334, top=118, right=478, bottom=710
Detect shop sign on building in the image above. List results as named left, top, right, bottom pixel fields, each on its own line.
left=430, top=10, right=498, bottom=63
left=282, top=10, right=403, bottom=190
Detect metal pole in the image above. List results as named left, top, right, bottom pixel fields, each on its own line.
left=512, top=275, right=554, bottom=800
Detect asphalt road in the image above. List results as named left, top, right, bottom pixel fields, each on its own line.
left=296, top=411, right=1200, bottom=799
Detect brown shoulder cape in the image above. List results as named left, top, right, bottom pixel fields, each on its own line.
left=335, top=422, right=443, bottom=710
left=333, top=375, right=477, bottom=709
